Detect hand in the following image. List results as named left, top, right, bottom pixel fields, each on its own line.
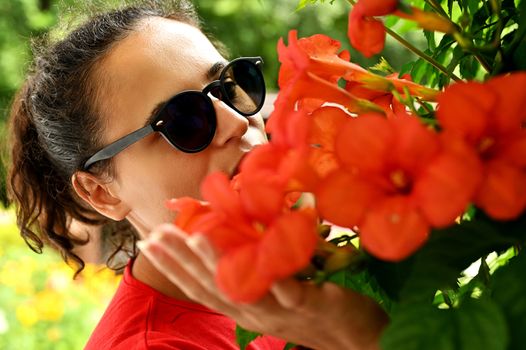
left=138, top=224, right=388, bottom=350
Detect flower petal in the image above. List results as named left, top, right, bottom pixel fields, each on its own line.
left=165, top=197, right=213, bottom=233
left=308, top=106, right=352, bottom=178
left=348, top=5, right=386, bottom=58
left=413, top=136, right=482, bottom=227
left=436, top=81, right=496, bottom=144
left=200, top=172, right=245, bottom=221
left=258, top=209, right=318, bottom=280
left=360, top=196, right=429, bottom=261
left=498, top=131, right=526, bottom=168
left=390, top=115, right=440, bottom=172
left=336, top=113, right=393, bottom=173
left=487, top=72, right=526, bottom=134
left=216, top=244, right=272, bottom=303
left=315, top=169, right=380, bottom=228
left=359, top=0, right=398, bottom=16
left=476, top=161, right=526, bottom=220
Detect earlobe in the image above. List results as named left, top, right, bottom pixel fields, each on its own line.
left=72, top=172, right=130, bottom=221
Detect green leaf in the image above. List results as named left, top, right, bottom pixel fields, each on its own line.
left=235, top=325, right=261, bottom=350
left=424, top=30, right=436, bottom=51
left=295, top=0, right=335, bottom=11
left=369, top=214, right=526, bottom=304
left=459, top=55, right=480, bottom=80
left=328, top=268, right=393, bottom=312
left=381, top=298, right=508, bottom=350
left=399, top=219, right=515, bottom=302
left=492, top=251, right=526, bottom=349
left=283, top=343, right=296, bottom=350
left=366, top=256, right=413, bottom=302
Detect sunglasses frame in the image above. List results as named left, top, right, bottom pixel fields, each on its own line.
left=82, top=57, right=265, bottom=170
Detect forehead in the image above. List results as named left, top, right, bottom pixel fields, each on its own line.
left=104, top=16, right=223, bottom=82
left=95, top=17, right=224, bottom=139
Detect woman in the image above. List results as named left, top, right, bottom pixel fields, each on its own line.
left=6, top=1, right=387, bottom=349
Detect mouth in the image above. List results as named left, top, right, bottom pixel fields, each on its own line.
left=229, top=152, right=249, bottom=180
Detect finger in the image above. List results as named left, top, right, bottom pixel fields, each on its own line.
left=270, top=278, right=305, bottom=310
left=151, top=227, right=234, bottom=304
left=186, top=233, right=218, bottom=274
left=149, top=225, right=216, bottom=292
left=137, top=238, right=240, bottom=316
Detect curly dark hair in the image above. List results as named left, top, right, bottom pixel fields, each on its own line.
left=5, top=0, right=201, bottom=275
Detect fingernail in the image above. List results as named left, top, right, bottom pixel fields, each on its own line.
left=136, top=240, right=150, bottom=251
left=149, top=230, right=163, bottom=242
left=186, top=234, right=202, bottom=248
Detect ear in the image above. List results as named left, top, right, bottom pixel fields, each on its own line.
left=72, top=172, right=130, bottom=221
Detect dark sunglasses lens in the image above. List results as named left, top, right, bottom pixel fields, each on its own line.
left=160, top=92, right=215, bottom=152
left=222, top=60, right=265, bottom=115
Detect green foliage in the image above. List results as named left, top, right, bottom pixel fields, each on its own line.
left=235, top=325, right=261, bottom=350
left=492, top=251, right=526, bottom=349
left=381, top=298, right=508, bottom=350
left=329, top=268, right=393, bottom=312
left=296, top=0, right=336, bottom=11
left=236, top=324, right=296, bottom=350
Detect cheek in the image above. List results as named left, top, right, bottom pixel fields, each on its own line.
left=115, top=147, right=209, bottom=222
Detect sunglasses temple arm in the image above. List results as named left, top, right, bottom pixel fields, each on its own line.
left=83, top=125, right=155, bottom=170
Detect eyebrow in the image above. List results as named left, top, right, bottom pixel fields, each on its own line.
left=143, top=60, right=227, bottom=127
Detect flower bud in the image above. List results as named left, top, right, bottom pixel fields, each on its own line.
left=359, top=0, right=399, bottom=17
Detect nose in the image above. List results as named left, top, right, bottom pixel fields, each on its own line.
left=209, top=95, right=249, bottom=147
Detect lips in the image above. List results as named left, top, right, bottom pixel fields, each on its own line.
left=229, top=152, right=248, bottom=180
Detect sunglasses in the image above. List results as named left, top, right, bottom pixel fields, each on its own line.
left=83, top=57, right=265, bottom=170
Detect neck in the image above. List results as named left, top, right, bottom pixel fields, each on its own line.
left=126, top=213, right=191, bottom=301
left=131, top=251, right=192, bottom=301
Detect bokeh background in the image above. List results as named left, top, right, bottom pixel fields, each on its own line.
left=0, top=0, right=417, bottom=348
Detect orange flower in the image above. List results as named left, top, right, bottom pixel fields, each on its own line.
left=275, top=29, right=438, bottom=121
left=315, top=114, right=481, bottom=261
left=436, top=73, right=526, bottom=220
left=206, top=173, right=319, bottom=302
left=359, top=0, right=399, bottom=16
left=167, top=173, right=319, bottom=302
left=274, top=30, right=378, bottom=115
left=307, top=106, right=351, bottom=179
left=348, top=1, right=456, bottom=58
left=348, top=3, right=386, bottom=58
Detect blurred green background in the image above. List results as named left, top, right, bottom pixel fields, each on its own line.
left=0, top=0, right=417, bottom=348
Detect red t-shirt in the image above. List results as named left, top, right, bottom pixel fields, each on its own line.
left=85, top=260, right=286, bottom=349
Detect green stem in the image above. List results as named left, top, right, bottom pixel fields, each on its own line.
left=385, top=27, right=462, bottom=82
left=424, top=0, right=449, bottom=18
left=415, top=97, right=434, bottom=114
left=329, top=234, right=358, bottom=245
left=474, top=53, right=492, bottom=73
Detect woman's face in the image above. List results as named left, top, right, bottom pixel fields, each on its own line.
left=95, top=17, right=267, bottom=235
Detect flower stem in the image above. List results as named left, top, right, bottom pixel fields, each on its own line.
left=424, top=0, right=449, bottom=18
left=384, top=27, right=462, bottom=82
